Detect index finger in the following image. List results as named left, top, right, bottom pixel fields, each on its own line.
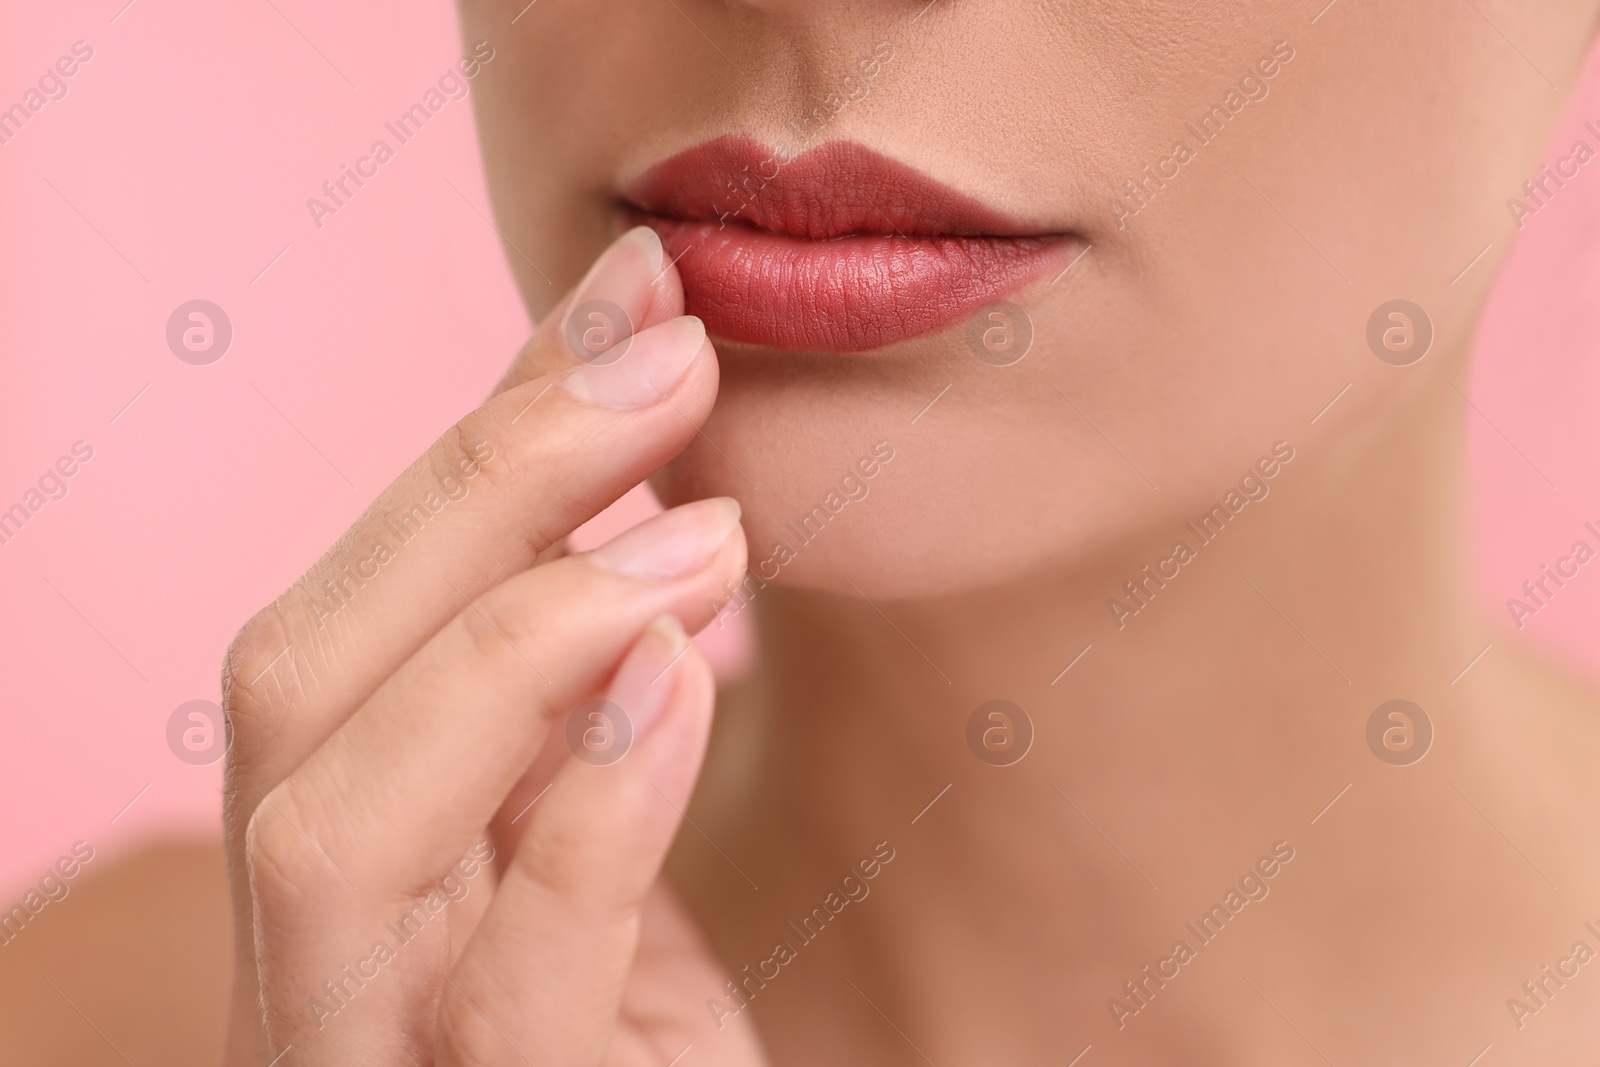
left=222, top=227, right=717, bottom=800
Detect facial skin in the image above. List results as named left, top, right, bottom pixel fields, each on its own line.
left=440, top=5, right=1600, bottom=1066
left=462, top=0, right=1595, bottom=598
left=436, top=5, right=1600, bottom=1066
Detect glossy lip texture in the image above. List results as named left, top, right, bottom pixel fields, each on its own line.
left=621, top=136, right=1078, bottom=352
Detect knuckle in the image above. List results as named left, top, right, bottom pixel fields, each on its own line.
left=222, top=600, right=297, bottom=751
left=242, top=790, right=326, bottom=912
left=436, top=409, right=570, bottom=555
left=456, top=386, right=610, bottom=523
left=454, top=585, right=557, bottom=692
left=441, top=407, right=510, bottom=494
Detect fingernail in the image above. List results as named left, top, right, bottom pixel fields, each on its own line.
left=559, top=315, right=707, bottom=409
left=562, top=226, right=665, bottom=365
left=588, top=497, right=741, bottom=581
left=608, top=615, right=690, bottom=739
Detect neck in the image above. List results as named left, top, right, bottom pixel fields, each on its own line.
left=677, top=360, right=1539, bottom=1062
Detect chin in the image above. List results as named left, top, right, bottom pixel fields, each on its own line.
left=649, top=335, right=1135, bottom=603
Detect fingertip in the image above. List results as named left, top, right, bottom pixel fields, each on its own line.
left=665, top=320, right=722, bottom=418
left=651, top=635, right=718, bottom=765
left=670, top=639, right=717, bottom=730
left=712, top=511, right=749, bottom=608
left=590, top=619, right=716, bottom=797
left=605, top=615, right=694, bottom=739
left=642, top=613, right=718, bottom=719
left=641, top=250, right=686, bottom=329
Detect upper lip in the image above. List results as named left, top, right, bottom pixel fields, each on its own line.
left=622, top=135, right=1061, bottom=241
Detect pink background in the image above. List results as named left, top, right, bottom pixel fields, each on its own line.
left=1, top=1, right=1597, bottom=893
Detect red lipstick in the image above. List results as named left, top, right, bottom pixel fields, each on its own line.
left=622, top=137, right=1076, bottom=352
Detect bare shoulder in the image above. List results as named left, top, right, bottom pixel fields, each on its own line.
left=0, top=837, right=232, bottom=1065
left=1500, top=638, right=1600, bottom=731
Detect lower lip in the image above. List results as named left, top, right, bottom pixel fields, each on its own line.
left=629, top=212, right=1074, bottom=352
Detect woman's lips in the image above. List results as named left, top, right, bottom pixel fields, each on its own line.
left=621, top=137, right=1077, bottom=352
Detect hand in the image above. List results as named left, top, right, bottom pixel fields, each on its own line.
left=218, top=227, right=770, bottom=1066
